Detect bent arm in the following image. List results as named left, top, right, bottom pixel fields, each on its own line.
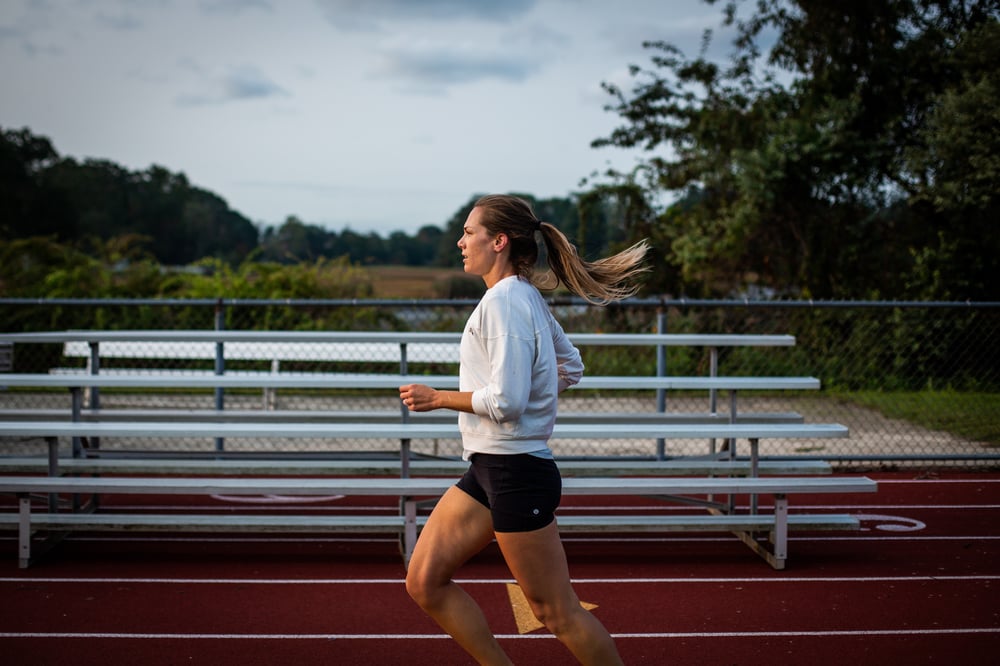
left=551, top=315, right=583, bottom=392
left=399, top=383, right=475, bottom=413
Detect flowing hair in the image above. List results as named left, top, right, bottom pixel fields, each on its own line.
left=473, top=194, right=649, bottom=305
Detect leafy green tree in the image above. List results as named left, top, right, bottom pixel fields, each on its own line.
left=576, top=181, right=666, bottom=290
left=411, top=225, right=445, bottom=265
left=591, top=0, right=1000, bottom=299
left=257, top=216, right=330, bottom=263
left=3, top=127, right=259, bottom=266
left=0, top=128, right=76, bottom=239
left=176, top=188, right=258, bottom=265
left=435, top=195, right=480, bottom=268
left=0, top=237, right=93, bottom=297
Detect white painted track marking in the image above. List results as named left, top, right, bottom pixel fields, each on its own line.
left=1, top=628, right=998, bottom=640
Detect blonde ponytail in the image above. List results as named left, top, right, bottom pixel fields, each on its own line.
left=474, top=194, right=649, bottom=305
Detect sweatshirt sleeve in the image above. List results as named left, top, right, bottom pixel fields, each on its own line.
left=469, top=296, right=534, bottom=423
left=551, top=313, right=583, bottom=392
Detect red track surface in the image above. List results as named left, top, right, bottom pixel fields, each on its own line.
left=1, top=471, right=998, bottom=665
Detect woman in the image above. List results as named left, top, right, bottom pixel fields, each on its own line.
left=399, top=194, right=648, bottom=665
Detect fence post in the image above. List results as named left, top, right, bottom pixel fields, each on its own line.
left=399, top=343, right=410, bottom=478
left=214, top=299, right=225, bottom=452
left=656, top=306, right=667, bottom=459
left=87, top=341, right=101, bottom=452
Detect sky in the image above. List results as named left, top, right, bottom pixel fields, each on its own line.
left=1, top=0, right=733, bottom=236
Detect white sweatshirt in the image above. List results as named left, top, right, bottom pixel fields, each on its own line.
left=458, top=276, right=584, bottom=459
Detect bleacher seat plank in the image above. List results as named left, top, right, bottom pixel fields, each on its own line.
left=0, top=511, right=857, bottom=534
left=0, top=329, right=794, bottom=347
left=0, top=456, right=833, bottom=477
left=0, top=420, right=847, bottom=441
left=0, top=408, right=806, bottom=425
left=0, top=512, right=412, bottom=532
left=555, top=513, right=859, bottom=532
left=1, top=372, right=821, bottom=391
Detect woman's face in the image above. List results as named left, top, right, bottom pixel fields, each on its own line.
left=457, top=207, right=499, bottom=279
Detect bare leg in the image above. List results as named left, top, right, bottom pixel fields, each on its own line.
left=496, top=521, right=623, bottom=665
left=406, top=486, right=512, bottom=666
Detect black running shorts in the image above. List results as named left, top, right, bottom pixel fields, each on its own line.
left=455, top=452, right=562, bottom=533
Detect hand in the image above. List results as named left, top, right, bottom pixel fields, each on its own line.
left=399, top=383, right=438, bottom=412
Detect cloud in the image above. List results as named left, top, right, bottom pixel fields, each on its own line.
left=198, top=0, right=273, bottom=16
left=316, top=0, right=538, bottom=30
left=0, top=2, right=62, bottom=56
left=0, top=23, right=26, bottom=45
left=176, top=63, right=289, bottom=106
left=376, top=44, right=539, bottom=91
left=366, top=17, right=565, bottom=93
left=95, top=11, right=144, bottom=31
left=223, top=64, right=288, bottom=99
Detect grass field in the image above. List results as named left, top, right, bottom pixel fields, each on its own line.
left=365, top=265, right=478, bottom=299
left=839, top=390, right=1000, bottom=446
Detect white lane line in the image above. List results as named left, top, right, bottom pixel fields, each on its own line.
left=3, top=574, right=999, bottom=585
left=0, top=628, right=997, bottom=640
left=2, top=533, right=998, bottom=549
left=562, top=534, right=1000, bottom=541
left=19, top=501, right=1000, bottom=511
left=876, top=479, right=1000, bottom=484
left=0, top=535, right=401, bottom=544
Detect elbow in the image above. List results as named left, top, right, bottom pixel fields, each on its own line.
left=487, top=399, right=526, bottom=423
left=493, top=407, right=524, bottom=423
left=474, top=390, right=526, bottom=423
left=558, top=371, right=583, bottom=393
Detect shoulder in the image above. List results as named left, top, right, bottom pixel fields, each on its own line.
left=482, top=277, right=536, bottom=312
left=478, top=278, right=541, bottom=336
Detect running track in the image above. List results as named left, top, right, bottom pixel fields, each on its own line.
left=1, top=471, right=998, bottom=664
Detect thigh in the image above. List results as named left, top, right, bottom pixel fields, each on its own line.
left=408, top=485, right=496, bottom=581
left=495, top=521, right=578, bottom=609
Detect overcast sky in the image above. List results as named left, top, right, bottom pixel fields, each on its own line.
left=1, top=0, right=732, bottom=236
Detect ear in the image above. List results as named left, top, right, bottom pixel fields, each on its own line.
left=493, top=234, right=508, bottom=252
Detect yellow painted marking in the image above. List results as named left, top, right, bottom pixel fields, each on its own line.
left=505, top=583, right=598, bottom=634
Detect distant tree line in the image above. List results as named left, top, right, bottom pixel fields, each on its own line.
left=0, top=128, right=259, bottom=266
left=2, top=126, right=630, bottom=267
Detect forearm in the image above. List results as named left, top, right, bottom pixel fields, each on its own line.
left=432, top=390, right=475, bottom=414
left=399, top=383, right=475, bottom=414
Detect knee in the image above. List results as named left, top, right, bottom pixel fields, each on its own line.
left=530, top=601, right=585, bottom=638
left=405, top=567, right=442, bottom=610
left=404, top=568, right=428, bottom=606
left=529, top=602, right=565, bottom=635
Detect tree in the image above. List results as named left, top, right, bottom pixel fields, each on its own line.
left=2, top=128, right=261, bottom=266
left=435, top=195, right=481, bottom=268
left=577, top=180, right=677, bottom=295
left=0, top=127, right=76, bottom=239
left=412, top=224, right=445, bottom=265
left=591, top=0, right=1000, bottom=299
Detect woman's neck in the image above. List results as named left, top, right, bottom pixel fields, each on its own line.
left=483, top=271, right=518, bottom=289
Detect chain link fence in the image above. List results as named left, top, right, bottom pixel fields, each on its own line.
left=1, top=298, right=998, bottom=468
